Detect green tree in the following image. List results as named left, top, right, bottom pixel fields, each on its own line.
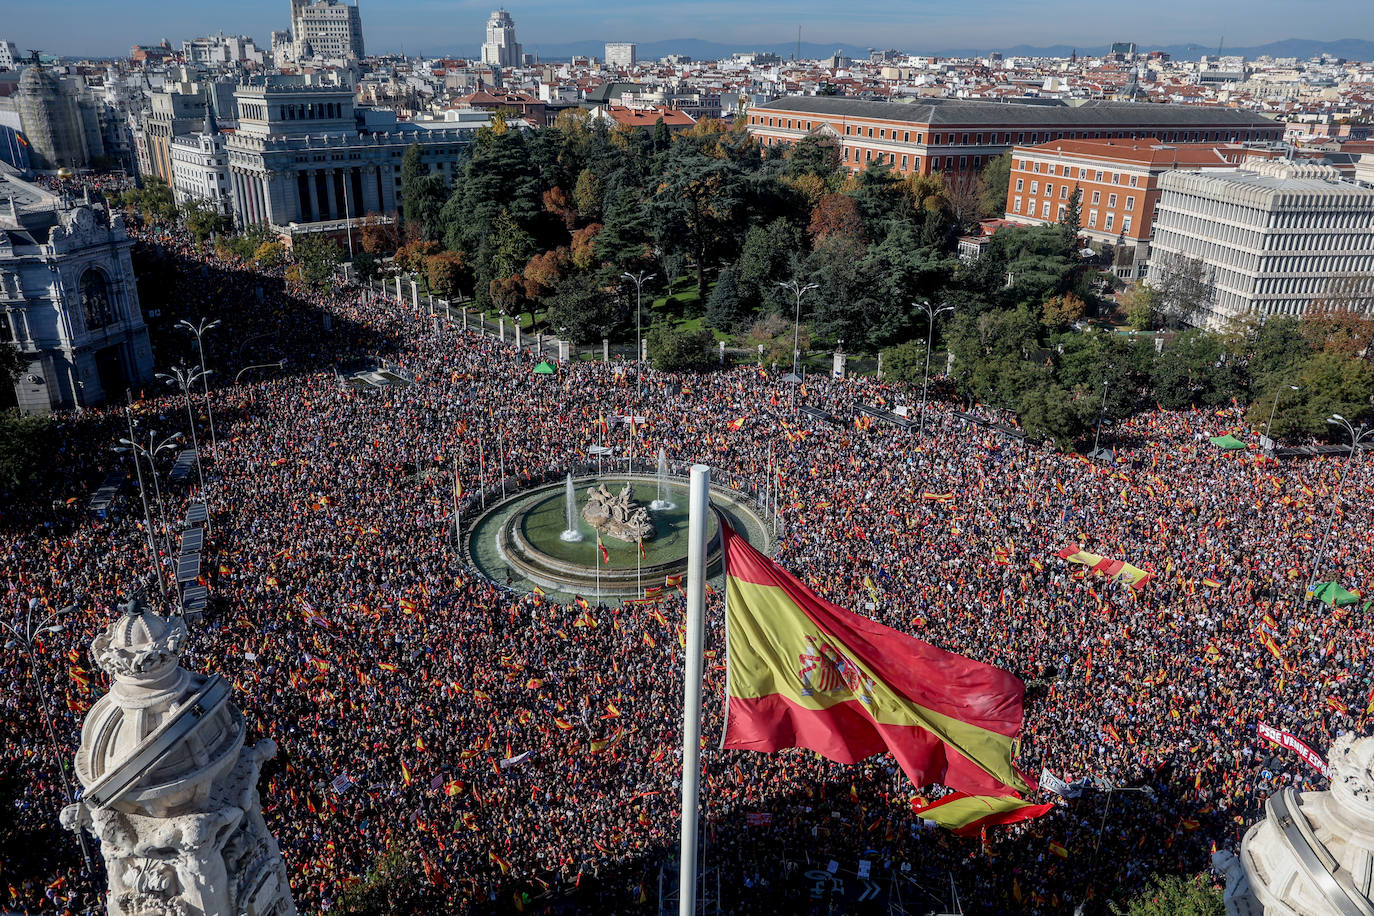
left=0, top=342, right=25, bottom=385
left=572, top=167, right=603, bottom=222
left=0, top=412, right=52, bottom=494
left=978, top=152, right=1012, bottom=217
left=1060, top=184, right=1082, bottom=251
left=594, top=187, right=652, bottom=275
left=331, top=839, right=427, bottom=915
left=181, top=199, right=229, bottom=244
left=647, top=324, right=713, bottom=371
left=489, top=209, right=534, bottom=281
left=440, top=131, right=540, bottom=254
left=858, top=223, right=956, bottom=349
left=1108, top=873, right=1224, bottom=916
left=352, top=248, right=380, bottom=283
left=546, top=272, right=622, bottom=343
left=1279, top=350, right=1374, bottom=439
left=705, top=267, right=745, bottom=331
left=784, top=135, right=843, bottom=181
left=649, top=152, right=741, bottom=296
left=878, top=339, right=928, bottom=386
left=290, top=235, right=341, bottom=291
left=1120, top=281, right=1158, bottom=331
left=652, top=116, right=672, bottom=153
left=1151, top=329, right=1236, bottom=409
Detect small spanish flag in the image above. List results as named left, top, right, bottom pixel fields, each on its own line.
left=379, top=662, right=399, bottom=672
left=1202, top=578, right=1222, bottom=589
left=1049, top=841, right=1069, bottom=858
left=576, top=595, right=590, bottom=610
left=400, top=759, right=412, bottom=786
left=598, top=536, right=610, bottom=565
left=554, top=717, right=573, bottom=730
left=489, top=850, right=512, bottom=874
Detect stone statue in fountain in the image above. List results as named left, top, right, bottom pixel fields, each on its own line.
left=582, top=482, right=655, bottom=542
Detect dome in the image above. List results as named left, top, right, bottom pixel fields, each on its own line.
left=75, top=600, right=244, bottom=816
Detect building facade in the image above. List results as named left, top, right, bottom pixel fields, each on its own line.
left=170, top=112, right=231, bottom=214
left=1006, top=139, right=1260, bottom=279
left=144, top=79, right=209, bottom=185
left=604, top=42, right=637, bottom=69
left=0, top=40, right=18, bottom=70
left=290, top=0, right=364, bottom=60
left=481, top=9, right=521, bottom=69
left=15, top=65, right=94, bottom=171
left=745, top=96, right=1283, bottom=180
left=224, top=76, right=474, bottom=231
left=0, top=174, right=153, bottom=412
left=1146, top=161, right=1374, bottom=326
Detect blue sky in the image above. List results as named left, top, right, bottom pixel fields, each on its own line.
left=6, top=0, right=1373, bottom=58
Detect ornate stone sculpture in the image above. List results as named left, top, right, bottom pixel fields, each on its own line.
left=61, top=596, right=296, bottom=916
left=1213, top=731, right=1374, bottom=916
left=582, top=482, right=655, bottom=542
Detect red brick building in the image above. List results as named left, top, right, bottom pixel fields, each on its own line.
left=1006, top=139, right=1329, bottom=278
left=744, top=96, right=1282, bottom=181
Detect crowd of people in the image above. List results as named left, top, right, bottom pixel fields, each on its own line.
left=2, top=206, right=1372, bottom=915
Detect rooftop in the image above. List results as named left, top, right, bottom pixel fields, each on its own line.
left=753, top=95, right=1278, bottom=128
left=1016, top=138, right=1251, bottom=167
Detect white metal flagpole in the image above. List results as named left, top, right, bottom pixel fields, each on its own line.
left=679, top=464, right=711, bottom=916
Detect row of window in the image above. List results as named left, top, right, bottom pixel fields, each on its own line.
left=1011, top=196, right=1134, bottom=233
left=1019, top=160, right=1142, bottom=187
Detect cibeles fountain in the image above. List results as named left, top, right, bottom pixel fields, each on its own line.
left=465, top=459, right=771, bottom=601
left=1213, top=731, right=1374, bottom=915
left=60, top=595, right=295, bottom=916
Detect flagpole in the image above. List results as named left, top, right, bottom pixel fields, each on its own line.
left=452, top=456, right=461, bottom=553
left=679, top=464, right=710, bottom=916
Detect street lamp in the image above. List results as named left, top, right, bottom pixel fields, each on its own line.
left=914, top=301, right=953, bottom=439
left=1091, top=378, right=1110, bottom=459
left=2, top=599, right=93, bottom=873
left=621, top=271, right=655, bottom=398
left=177, top=318, right=221, bottom=460
left=1307, top=414, right=1374, bottom=596
left=1264, top=384, right=1300, bottom=441
left=117, top=429, right=183, bottom=563
left=777, top=279, right=818, bottom=378
left=156, top=365, right=211, bottom=491
left=235, top=359, right=287, bottom=387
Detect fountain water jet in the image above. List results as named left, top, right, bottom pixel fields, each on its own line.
left=559, top=473, right=584, bottom=542
left=650, top=448, right=676, bottom=511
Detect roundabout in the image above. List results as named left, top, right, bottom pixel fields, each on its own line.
left=464, top=473, right=774, bottom=603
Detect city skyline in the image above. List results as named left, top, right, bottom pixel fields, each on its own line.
left=6, top=0, right=1374, bottom=59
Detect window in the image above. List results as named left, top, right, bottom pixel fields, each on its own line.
left=1045, top=183, right=1053, bottom=198
left=1041, top=201, right=1051, bottom=218
left=1105, top=213, right=1114, bottom=230
left=1125, top=196, right=1135, bottom=210
left=1095, top=171, right=1103, bottom=181
left=1122, top=216, right=1133, bottom=233
left=1129, top=175, right=1138, bottom=187
left=1013, top=196, right=1023, bottom=213
left=1015, top=178, right=1024, bottom=191
left=901, top=155, right=908, bottom=170
left=1060, top=185, right=1068, bottom=199
left=80, top=269, right=115, bottom=331
left=1057, top=204, right=1066, bottom=220
left=1091, top=190, right=1101, bottom=204
left=1030, top=181, right=1038, bottom=194
left=1089, top=210, right=1098, bottom=227
left=1108, top=194, right=1117, bottom=208
left=959, top=156, right=967, bottom=169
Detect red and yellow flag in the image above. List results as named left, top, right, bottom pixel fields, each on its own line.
left=721, top=523, right=1032, bottom=796
left=911, top=793, right=1053, bottom=836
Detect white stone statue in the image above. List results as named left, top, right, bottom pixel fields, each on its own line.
left=1213, top=731, right=1374, bottom=916
left=61, top=596, right=296, bottom=916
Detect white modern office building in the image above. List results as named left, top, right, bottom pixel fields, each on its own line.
left=604, top=42, right=637, bottom=68
left=1146, top=160, right=1374, bottom=326
left=480, top=9, right=522, bottom=68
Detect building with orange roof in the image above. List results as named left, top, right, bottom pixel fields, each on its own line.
left=1006, top=138, right=1299, bottom=279
left=588, top=104, right=695, bottom=132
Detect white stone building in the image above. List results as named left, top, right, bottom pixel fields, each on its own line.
left=605, top=42, right=637, bottom=69
left=1147, top=160, right=1374, bottom=326
left=0, top=173, right=153, bottom=412
left=481, top=9, right=522, bottom=69
left=170, top=111, right=231, bottom=214
left=0, top=40, right=19, bottom=70
left=290, top=0, right=364, bottom=61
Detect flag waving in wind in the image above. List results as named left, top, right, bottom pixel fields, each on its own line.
left=721, top=522, right=1033, bottom=797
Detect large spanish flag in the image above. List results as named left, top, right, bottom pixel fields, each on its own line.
left=911, top=793, right=1054, bottom=836
left=722, top=523, right=1032, bottom=796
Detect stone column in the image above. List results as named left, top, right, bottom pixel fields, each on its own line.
left=323, top=169, right=339, bottom=222
left=498, top=317, right=506, bottom=342
left=514, top=323, right=522, bottom=349
left=603, top=339, right=609, bottom=362
left=410, top=280, right=419, bottom=312
left=306, top=170, right=321, bottom=225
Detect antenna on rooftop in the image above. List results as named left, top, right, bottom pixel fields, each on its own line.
left=797, top=25, right=801, bottom=63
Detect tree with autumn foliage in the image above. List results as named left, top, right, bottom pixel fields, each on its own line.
left=424, top=251, right=472, bottom=299
left=808, top=193, right=865, bottom=245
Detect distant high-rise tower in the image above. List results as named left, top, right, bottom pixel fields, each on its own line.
left=481, top=9, right=522, bottom=68
left=604, top=42, right=637, bottom=68
left=290, top=0, right=364, bottom=60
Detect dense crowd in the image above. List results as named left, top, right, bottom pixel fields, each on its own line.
left=2, top=212, right=1372, bottom=915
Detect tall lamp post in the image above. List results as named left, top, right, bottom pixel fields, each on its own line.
left=1264, top=384, right=1300, bottom=442
left=116, top=430, right=184, bottom=564
left=1307, top=414, right=1374, bottom=596
left=3, top=599, right=93, bottom=873
left=176, top=318, right=221, bottom=460
left=915, top=301, right=953, bottom=439
left=1091, top=378, right=1110, bottom=459
left=622, top=271, right=656, bottom=398
left=156, top=366, right=212, bottom=491
left=777, top=279, right=818, bottom=378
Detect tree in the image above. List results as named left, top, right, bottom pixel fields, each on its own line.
left=1060, top=185, right=1082, bottom=251
left=1108, top=873, right=1224, bottom=916
left=395, top=240, right=441, bottom=274
left=425, top=250, right=472, bottom=299
left=0, top=342, right=26, bottom=385
left=705, top=267, right=745, bottom=331
left=808, top=193, right=865, bottom=245
left=943, top=174, right=984, bottom=232
left=360, top=212, right=401, bottom=255
left=569, top=224, right=602, bottom=271
left=878, top=339, right=928, bottom=386
left=1119, top=281, right=1158, bottom=331
left=1042, top=292, right=1086, bottom=330
left=352, top=248, right=380, bottom=283
left=546, top=272, right=623, bottom=343
left=1148, top=252, right=1214, bottom=328
left=522, top=248, right=568, bottom=303
left=541, top=186, right=577, bottom=230
left=783, top=135, right=842, bottom=180
left=745, top=313, right=809, bottom=367
left=978, top=152, right=1012, bottom=217
left=181, top=199, right=229, bottom=244
left=440, top=130, right=540, bottom=253
left=594, top=187, right=652, bottom=275
left=649, top=151, right=742, bottom=296
left=252, top=240, right=286, bottom=270
left=489, top=209, right=534, bottom=280
left=573, top=168, right=603, bottom=222
left=0, top=412, right=52, bottom=494
left=331, top=839, right=427, bottom=915
left=647, top=325, right=713, bottom=371
left=290, top=235, right=341, bottom=291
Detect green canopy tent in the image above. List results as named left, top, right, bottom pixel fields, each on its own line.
left=1311, top=581, right=1361, bottom=607
left=1209, top=434, right=1247, bottom=450
left=532, top=361, right=558, bottom=375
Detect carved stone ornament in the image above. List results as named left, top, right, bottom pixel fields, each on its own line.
left=582, top=482, right=655, bottom=542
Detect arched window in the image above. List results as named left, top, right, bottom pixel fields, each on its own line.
left=80, top=269, right=115, bottom=331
